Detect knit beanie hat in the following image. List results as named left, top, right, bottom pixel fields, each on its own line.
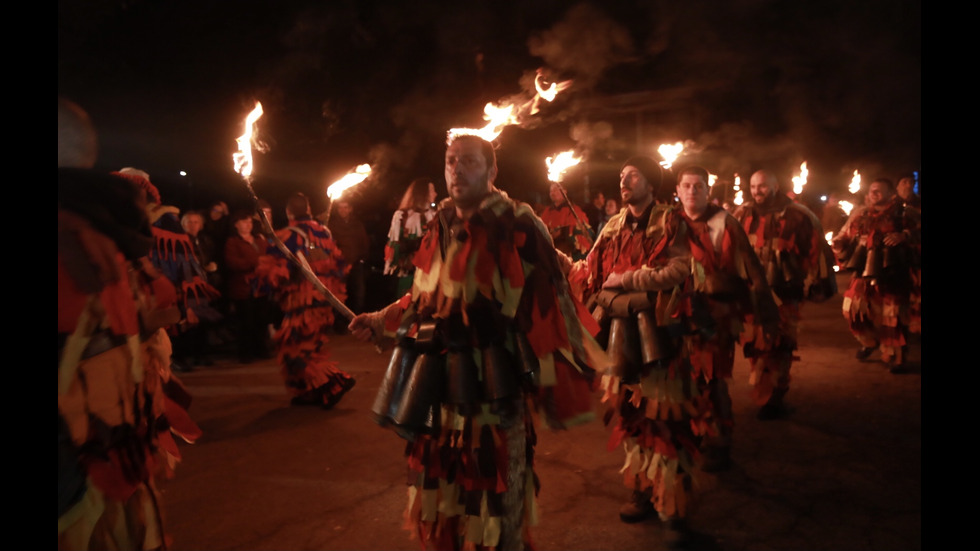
left=621, top=156, right=663, bottom=191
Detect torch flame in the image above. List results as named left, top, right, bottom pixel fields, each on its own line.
left=848, top=170, right=862, bottom=194
left=792, top=161, right=808, bottom=195
left=233, top=102, right=264, bottom=179
left=448, top=68, right=572, bottom=143
left=327, top=164, right=372, bottom=200
left=708, top=174, right=717, bottom=187
left=532, top=69, right=572, bottom=111
left=840, top=200, right=854, bottom=215
left=545, top=150, right=582, bottom=182
left=657, top=142, right=685, bottom=170
left=448, top=102, right=519, bottom=143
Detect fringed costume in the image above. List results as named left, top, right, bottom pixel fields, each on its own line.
left=732, top=194, right=837, bottom=409
left=384, top=207, right=437, bottom=297
left=58, top=169, right=202, bottom=551
left=253, top=215, right=355, bottom=408
left=365, top=191, right=605, bottom=550
left=568, top=202, right=710, bottom=522
left=832, top=197, right=921, bottom=367
left=677, top=204, right=780, bottom=461
left=537, top=202, right=593, bottom=261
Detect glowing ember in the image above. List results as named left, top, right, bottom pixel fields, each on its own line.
left=825, top=231, right=834, bottom=246
left=327, top=164, right=372, bottom=200
left=233, top=102, right=264, bottom=179
left=791, top=161, right=808, bottom=195
left=733, top=174, right=744, bottom=205
left=545, top=150, right=582, bottom=182
left=657, top=142, right=685, bottom=170
left=848, top=170, right=862, bottom=194
left=840, top=200, right=854, bottom=215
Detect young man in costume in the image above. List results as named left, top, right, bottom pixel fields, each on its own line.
left=564, top=155, right=706, bottom=547
left=731, top=169, right=838, bottom=419
left=349, top=134, right=605, bottom=551
left=671, top=165, right=781, bottom=472
left=538, top=181, right=594, bottom=261
left=831, top=177, right=920, bottom=373
left=253, top=192, right=356, bottom=408
left=58, top=97, right=201, bottom=550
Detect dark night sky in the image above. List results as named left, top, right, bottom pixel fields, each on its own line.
left=58, top=0, right=921, bottom=225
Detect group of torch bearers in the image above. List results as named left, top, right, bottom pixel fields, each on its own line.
left=58, top=83, right=920, bottom=551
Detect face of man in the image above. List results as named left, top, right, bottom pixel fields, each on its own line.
left=183, top=214, right=204, bottom=236
left=445, top=138, right=495, bottom=210
left=619, top=165, right=654, bottom=207
left=234, top=217, right=253, bottom=236
left=896, top=178, right=913, bottom=200
left=336, top=201, right=353, bottom=220
left=749, top=171, right=776, bottom=206
left=677, top=174, right=709, bottom=217
left=549, top=183, right=565, bottom=205
left=604, top=198, right=619, bottom=216
left=867, top=181, right=895, bottom=209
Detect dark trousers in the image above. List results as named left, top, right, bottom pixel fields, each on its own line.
left=231, top=297, right=270, bottom=362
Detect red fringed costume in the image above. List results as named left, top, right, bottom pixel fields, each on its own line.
left=58, top=169, right=202, bottom=551
left=732, top=194, right=837, bottom=407
left=677, top=204, right=780, bottom=450
left=366, top=191, right=606, bottom=550
left=567, top=202, right=709, bottom=521
left=832, top=197, right=921, bottom=367
left=253, top=215, right=356, bottom=407
left=537, top=202, right=593, bottom=261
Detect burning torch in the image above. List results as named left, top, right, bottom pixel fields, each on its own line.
left=320, top=163, right=372, bottom=227
left=545, top=149, right=594, bottom=245
left=232, top=101, right=356, bottom=321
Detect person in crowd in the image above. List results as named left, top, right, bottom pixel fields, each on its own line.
left=327, top=197, right=371, bottom=328
left=58, top=96, right=201, bottom=550
left=595, top=196, right=620, bottom=235
left=584, top=189, right=606, bottom=230
left=895, top=175, right=921, bottom=209
left=113, top=167, right=222, bottom=373
left=538, top=181, right=593, bottom=261
left=349, top=135, right=605, bottom=551
left=383, top=177, right=438, bottom=298
left=254, top=193, right=356, bottom=408
left=564, top=155, right=704, bottom=546
left=224, top=209, right=272, bottom=364
left=831, top=177, right=920, bottom=373
left=670, top=165, right=781, bottom=473
left=820, top=192, right=850, bottom=241
left=732, top=169, right=838, bottom=419
left=177, top=209, right=222, bottom=366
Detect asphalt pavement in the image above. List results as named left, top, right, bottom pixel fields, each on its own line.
left=159, top=274, right=921, bottom=551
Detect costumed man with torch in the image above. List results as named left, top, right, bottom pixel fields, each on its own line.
left=252, top=192, right=356, bottom=407
left=538, top=181, right=593, bottom=261
left=732, top=169, right=838, bottom=419
left=232, top=102, right=355, bottom=409
left=349, top=134, right=608, bottom=551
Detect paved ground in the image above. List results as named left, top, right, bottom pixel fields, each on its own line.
left=159, top=274, right=921, bottom=551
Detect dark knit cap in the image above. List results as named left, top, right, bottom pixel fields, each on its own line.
left=621, top=156, right=663, bottom=190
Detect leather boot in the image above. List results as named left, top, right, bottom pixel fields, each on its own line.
left=618, top=486, right=654, bottom=523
